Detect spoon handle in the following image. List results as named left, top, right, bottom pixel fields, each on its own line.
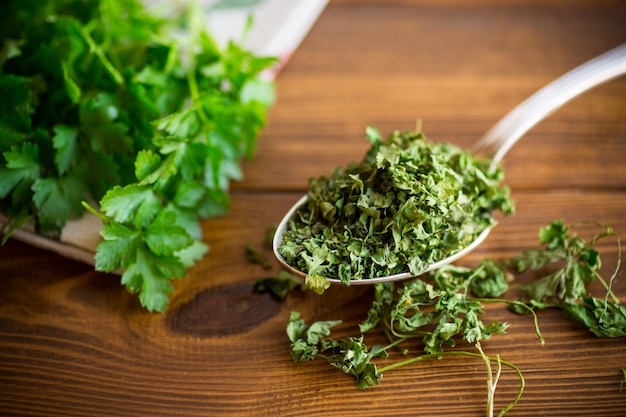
left=473, top=42, right=626, bottom=163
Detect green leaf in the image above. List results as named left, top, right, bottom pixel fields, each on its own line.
left=325, top=336, right=382, bottom=389
left=172, top=180, right=206, bottom=209
left=52, top=125, right=78, bottom=175
left=468, top=259, right=510, bottom=298
left=286, top=312, right=310, bottom=344
left=175, top=240, right=209, bottom=268
left=539, top=219, right=567, bottom=249
left=95, top=212, right=195, bottom=313
left=563, top=298, right=626, bottom=338
left=100, top=184, right=162, bottom=227
left=151, top=252, right=187, bottom=279
left=61, top=62, right=81, bottom=103
left=121, top=248, right=174, bottom=313
left=306, top=273, right=331, bottom=295
left=78, top=95, right=133, bottom=157
left=511, top=220, right=615, bottom=307
left=287, top=311, right=341, bottom=345
left=0, top=74, right=34, bottom=134
left=83, top=121, right=132, bottom=155
left=144, top=210, right=194, bottom=256
left=94, top=223, right=138, bottom=272
left=134, top=149, right=162, bottom=181
left=32, top=175, right=87, bottom=232
left=240, top=78, right=275, bottom=106
left=359, top=282, right=395, bottom=333
left=0, top=143, right=40, bottom=198
left=153, top=109, right=201, bottom=139
left=287, top=311, right=342, bottom=363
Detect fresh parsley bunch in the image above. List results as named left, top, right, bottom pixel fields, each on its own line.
left=0, top=0, right=276, bottom=311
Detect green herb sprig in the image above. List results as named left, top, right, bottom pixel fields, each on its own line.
left=0, top=0, right=276, bottom=311
left=508, top=220, right=624, bottom=337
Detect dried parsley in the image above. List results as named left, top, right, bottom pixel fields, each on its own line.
left=253, top=270, right=305, bottom=299
left=508, top=220, right=625, bottom=337
left=278, top=126, right=514, bottom=291
left=284, top=219, right=624, bottom=416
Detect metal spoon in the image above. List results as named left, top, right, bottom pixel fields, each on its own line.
left=272, top=42, right=626, bottom=285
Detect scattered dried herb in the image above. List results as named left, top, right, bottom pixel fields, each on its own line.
left=249, top=224, right=306, bottom=299
left=253, top=270, right=305, bottom=299
left=246, top=242, right=273, bottom=269
left=508, top=220, right=624, bottom=337
left=277, top=126, right=514, bottom=292
left=286, top=304, right=525, bottom=416
left=285, top=219, right=623, bottom=415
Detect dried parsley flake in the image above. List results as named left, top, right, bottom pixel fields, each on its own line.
left=278, top=126, right=514, bottom=289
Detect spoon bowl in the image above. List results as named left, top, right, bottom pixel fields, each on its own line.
left=272, top=193, right=493, bottom=284
left=273, top=43, right=626, bottom=285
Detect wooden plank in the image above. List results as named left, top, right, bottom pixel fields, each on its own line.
left=1, top=1, right=626, bottom=416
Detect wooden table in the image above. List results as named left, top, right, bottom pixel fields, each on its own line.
left=2, top=1, right=626, bottom=416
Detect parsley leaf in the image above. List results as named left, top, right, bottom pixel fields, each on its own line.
left=508, top=220, right=623, bottom=335
left=32, top=175, right=88, bottom=235
left=90, top=203, right=207, bottom=313
left=245, top=241, right=272, bottom=269
left=253, top=271, right=305, bottom=299
left=287, top=311, right=342, bottom=362
left=563, top=297, right=626, bottom=338
left=430, top=259, right=511, bottom=298
left=286, top=311, right=384, bottom=388
left=0, top=144, right=40, bottom=203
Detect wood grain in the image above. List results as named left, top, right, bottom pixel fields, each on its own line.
left=2, top=1, right=626, bottom=416
left=239, top=0, right=626, bottom=191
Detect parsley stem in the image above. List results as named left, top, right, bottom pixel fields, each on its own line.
left=595, top=270, right=620, bottom=304
left=378, top=350, right=525, bottom=417
left=186, top=70, right=210, bottom=125
left=81, top=201, right=110, bottom=224
left=185, top=1, right=210, bottom=125
left=380, top=336, right=409, bottom=353
left=80, top=24, right=124, bottom=86
left=376, top=351, right=437, bottom=373
left=476, top=342, right=501, bottom=417
left=476, top=298, right=545, bottom=346
left=599, top=231, right=622, bottom=305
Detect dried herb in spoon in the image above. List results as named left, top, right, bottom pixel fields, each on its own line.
left=278, top=126, right=514, bottom=293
